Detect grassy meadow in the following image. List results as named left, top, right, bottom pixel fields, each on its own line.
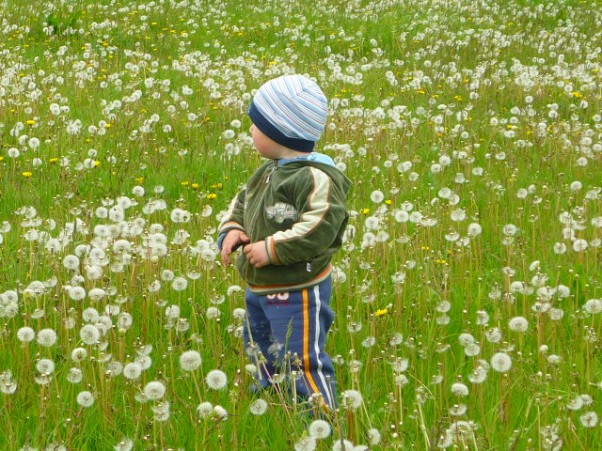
left=1, top=0, right=602, bottom=449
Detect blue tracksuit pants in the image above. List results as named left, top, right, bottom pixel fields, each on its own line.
left=244, top=276, right=337, bottom=409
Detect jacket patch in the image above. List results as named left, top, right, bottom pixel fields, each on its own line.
left=265, top=202, right=298, bottom=223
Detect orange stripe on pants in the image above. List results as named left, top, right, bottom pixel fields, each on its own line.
left=302, top=288, right=320, bottom=395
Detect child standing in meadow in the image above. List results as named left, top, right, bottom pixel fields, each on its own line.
left=218, top=74, right=351, bottom=411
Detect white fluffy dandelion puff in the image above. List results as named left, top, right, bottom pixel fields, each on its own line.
left=68, top=286, right=87, bottom=302
left=36, top=358, right=55, bottom=375
left=123, top=362, right=143, bottom=380
left=76, top=390, right=95, bottom=407
left=213, top=405, right=228, bottom=420
left=294, top=436, right=317, bottom=451
left=341, top=389, right=363, bottom=410
left=308, top=419, right=331, bottom=439
left=249, top=398, right=268, bottom=416
left=370, top=190, right=385, bottom=203
left=143, top=381, right=166, bottom=400
left=17, top=326, right=36, bottom=342
left=332, top=439, right=355, bottom=450
left=451, top=382, right=470, bottom=397
left=508, top=316, right=529, bottom=332
left=67, top=368, right=83, bottom=384
left=580, top=411, right=599, bottom=428
left=367, top=428, right=382, bottom=446
left=114, top=438, right=134, bottom=451
left=206, top=369, right=228, bottom=390
left=63, top=255, right=80, bottom=270
left=197, top=401, right=214, bottom=419
left=79, top=324, right=101, bottom=345
left=36, top=328, right=58, bottom=347
left=179, top=350, right=202, bottom=372
left=490, top=352, right=512, bottom=373
left=584, top=299, right=602, bottom=314
left=171, top=276, right=188, bottom=291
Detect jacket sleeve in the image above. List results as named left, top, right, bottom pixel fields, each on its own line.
left=265, top=167, right=347, bottom=265
left=217, top=189, right=246, bottom=249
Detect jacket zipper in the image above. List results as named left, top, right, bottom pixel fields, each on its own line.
left=265, top=165, right=277, bottom=183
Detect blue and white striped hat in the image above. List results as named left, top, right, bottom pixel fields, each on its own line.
left=248, top=74, right=328, bottom=152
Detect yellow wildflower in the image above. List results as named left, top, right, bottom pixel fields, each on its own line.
left=375, top=308, right=388, bottom=317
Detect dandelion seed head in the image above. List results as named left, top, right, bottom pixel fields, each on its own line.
left=123, top=362, right=143, bottom=380
left=458, top=333, right=475, bottom=346
left=308, top=419, right=331, bottom=439
left=466, top=222, right=482, bottom=237
left=370, top=190, right=384, bottom=203
left=580, top=411, right=598, bottom=428
left=584, top=298, right=602, bottom=314
left=143, top=381, right=166, bottom=400
left=77, top=390, right=95, bottom=407
left=206, top=369, right=228, bottom=390
left=490, top=352, right=512, bottom=373
left=67, top=367, right=83, bottom=384
left=36, top=328, right=57, bottom=347
left=171, top=276, right=188, bottom=291
left=213, top=405, right=228, bottom=420
left=450, top=403, right=468, bottom=416
left=179, top=350, right=202, bottom=372
left=485, top=327, right=502, bottom=343
left=88, top=287, right=106, bottom=301
left=206, top=306, right=221, bottom=319
left=197, top=401, right=214, bottom=419
left=464, top=343, right=481, bottom=357
left=332, top=438, right=354, bottom=451
left=341, top=389, right=363, bottom=410
left=547, top=354, right=562, bottom=364
left=249, top=398, right=268, bottom=416
left=451, top=382, right=469, bottom=397
left=136, top=354, right=152, bottom=370
left=476, top=310, right=489, bottom=326
left=508, top=316, right=529, bottom=332
left=294, top=436, right=317, bottom=451
left=567, top=396, right=584, bottom=411
left=114, top=438, right=134, bottom=451
left=36, top=358, right=55, bottom=375
left=63, top=255, right=80, bottom=270
left=17, top=326, right=36, bottom=342
left=80, top=324, right=101, bottom=345
left=367, top=428, right=381, bottom=446
left=573, top=238, right=588, bottom=252
left=71, top=347, right=88, bottom=362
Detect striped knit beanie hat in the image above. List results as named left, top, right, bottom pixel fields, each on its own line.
left=248, top=74, right=328, bottom=152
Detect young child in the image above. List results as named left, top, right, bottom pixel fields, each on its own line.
left=218, top=74, right=351, bottom=411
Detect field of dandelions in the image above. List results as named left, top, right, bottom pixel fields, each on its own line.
left=1, top=0, right=601, bottom=449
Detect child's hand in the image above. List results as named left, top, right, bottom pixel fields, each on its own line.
left=221, top=230, right=250, bottom=266
left=243, top=241, right=270, bottom=268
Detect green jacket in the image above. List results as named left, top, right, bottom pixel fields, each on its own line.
left=219, top=153, right=351, bottom=294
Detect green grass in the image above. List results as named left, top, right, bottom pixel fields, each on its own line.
left=0, top=0, right=601, bottom=449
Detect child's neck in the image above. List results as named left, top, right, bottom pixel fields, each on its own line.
left=275, top=149, right=312, bottom=160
